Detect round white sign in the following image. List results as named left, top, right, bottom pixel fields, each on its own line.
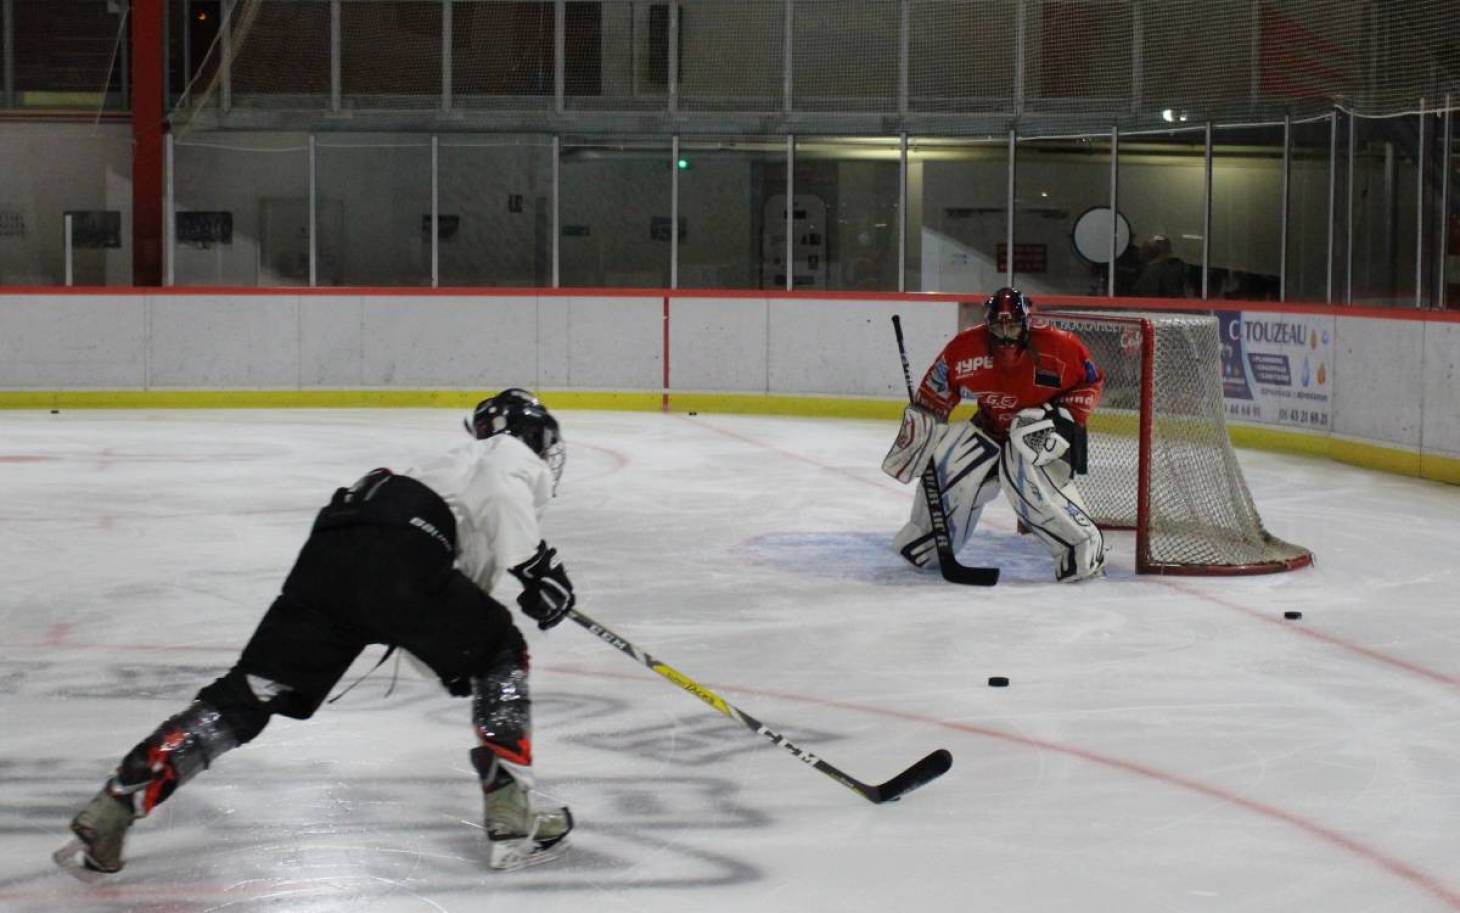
left=1071, top=206, right=1131, bottom=264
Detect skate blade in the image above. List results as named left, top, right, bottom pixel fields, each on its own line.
left=51, top=839, right=106, bottom=884
left=488, top=837, right=570, bottom=871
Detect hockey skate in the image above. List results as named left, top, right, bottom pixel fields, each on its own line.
left=483, top=767, right=573, bottom=871
left=54, top=788, right=136, bottom=875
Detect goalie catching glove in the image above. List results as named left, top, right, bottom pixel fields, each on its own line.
left=1008, top=404, right=1080, bottom=468
left=508, top=540, right=575, bottom=630
left=881, top=404, right=948, bottom=483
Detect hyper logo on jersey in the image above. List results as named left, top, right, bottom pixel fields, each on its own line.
left=956, top=356, right=995, bottom=373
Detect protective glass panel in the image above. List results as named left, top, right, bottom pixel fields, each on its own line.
left=1014, top=137, right=1113, bottom=296
left=174, top=132, right=310, bottom=286
left=315, top=135, right=432, bottom=286
left=907, top=137, right=1007, bottom=294
left=1448, top=115, right=1459, bottom=310
left=676, top=138, right=785, bottom=289
left=115, top=0, right=1460, bottom=130
left=559, top=138, right=670, bottom=287
left=340, top=0, right=442, bottom=109
left=437, top=136, right=554, bottom=287
left=1023, top=0, right=1132, bottom=116
left=1210, top=125, right=1282, bottom=300
left=564, top=1, right=667, bottom=111
left=221, top=0, right=332, bottom=111
left=1119, top=129, right=1204, bottom=299
left=677, top=0, right=784, bottom=113
left=1418, top=108, right=1446, bottom=308
left=451, top=0, right=555, bottom=107
left=791, top=0, right=896, bottom=112
left=908, top=0, right=1015, bottom=114
left=0, top=124, right=131, bottom=286
left=11, top=0, right=128, bottom=111
left=1350, top=114, right=1418, bottom=308
left=791, top=137, right=900, bottom=291
left=1286, top=116, right=1333, bottom=303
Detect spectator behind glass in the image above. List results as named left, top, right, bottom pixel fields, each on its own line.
left=1131, top=234, right=1187, bottom=298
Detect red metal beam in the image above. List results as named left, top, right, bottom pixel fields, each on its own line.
left=131, top=0, right=164, bottom=286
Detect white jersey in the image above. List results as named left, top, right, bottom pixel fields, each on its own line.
left=403, top=434, right=553, bottom=607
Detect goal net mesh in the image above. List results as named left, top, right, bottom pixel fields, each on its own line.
left=1045, top=310, right=1311, bottom=574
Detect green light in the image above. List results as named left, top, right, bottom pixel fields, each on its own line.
left=676, top=158, right=690, bottom=170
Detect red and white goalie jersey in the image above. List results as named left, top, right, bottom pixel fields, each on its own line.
left=914, top=318, right=1104, bottom=442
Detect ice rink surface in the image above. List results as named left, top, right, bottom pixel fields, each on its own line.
left=1, top=408, right=1458, bottom=913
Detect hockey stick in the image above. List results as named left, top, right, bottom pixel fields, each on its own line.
left=567, top=608, right=952, bottom=804
left=891, top=315, right=1000, bottom=586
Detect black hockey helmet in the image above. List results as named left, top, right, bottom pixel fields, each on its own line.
left=984, top=287, right=1032, bottom=349
left=465, top=389, right=566, bottom=490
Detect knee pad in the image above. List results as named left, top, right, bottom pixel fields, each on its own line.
left=112, top=702, right=239, bottom=815
left=471, top=647, right=532, bottom=767
left=194, top=667, right=297, bottom=745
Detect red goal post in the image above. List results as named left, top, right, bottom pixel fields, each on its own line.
left=1041, top=310, right=1312, bottom=576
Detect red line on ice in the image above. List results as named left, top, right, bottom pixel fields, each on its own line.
left=549, top=663, right=1460, bottom=910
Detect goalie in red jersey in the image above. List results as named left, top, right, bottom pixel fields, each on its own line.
left=882, top=288, right=1107, bottom=582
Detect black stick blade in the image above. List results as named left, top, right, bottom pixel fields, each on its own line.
left=870, top=749, right=953, bottom=803
left=942, top=564, right=1000, bottom=586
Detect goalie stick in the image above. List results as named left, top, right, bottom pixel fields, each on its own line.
left=567, top=608, right=952, bottom=804
left=891, top=315, right=1000, bottom=586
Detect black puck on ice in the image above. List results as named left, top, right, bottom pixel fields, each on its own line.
left=1283, top=610, right=1303, bottom=620
left=987, top=676, right=1009, bottom=687
left=50, top=409, right=59, bottom=414
left=688, top=411, right=698, bottom=416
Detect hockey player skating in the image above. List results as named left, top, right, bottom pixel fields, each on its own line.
left=58, top=389, right=578, bottom=874
left=882, top=288, right=1107, bottom=582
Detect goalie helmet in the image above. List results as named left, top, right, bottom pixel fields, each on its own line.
left=466, top=389, right=566, bottom=491
left=984, top=287, right=1031, bottom=360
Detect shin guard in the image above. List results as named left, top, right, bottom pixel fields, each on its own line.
left=470, top=649, right=533, bottom=769
left=998, top=441, right=1106, bottom=582
left=893, top=422, right=1002, bottom=568
left=109, top=702, right=239, bottom=816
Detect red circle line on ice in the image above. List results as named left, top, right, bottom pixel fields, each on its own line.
left=548, top=662, right=1460, bottom=910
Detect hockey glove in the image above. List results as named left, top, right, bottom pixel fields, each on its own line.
left=1009, top=405, right=1074, bottom=468
left=881, top=403, right=948, bottom=483
left=508, top=540, right=576, bottom=631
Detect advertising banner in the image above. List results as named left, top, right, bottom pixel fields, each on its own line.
left=1217, top=309, right=1335, bottom=431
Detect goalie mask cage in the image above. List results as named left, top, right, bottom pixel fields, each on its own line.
left=1043, top=310, right=1312, bottom=576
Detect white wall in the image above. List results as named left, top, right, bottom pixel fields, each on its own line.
left=2, top=293, right=1458, bottom=470
left=1330, top=316, right=1425, bottom=449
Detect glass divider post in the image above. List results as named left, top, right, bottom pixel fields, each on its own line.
left=1109, top=125, right=1118, bottom=296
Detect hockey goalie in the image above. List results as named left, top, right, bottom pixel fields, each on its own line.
left=882, top=287, right=1107, bottom=583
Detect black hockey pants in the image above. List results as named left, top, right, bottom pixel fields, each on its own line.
left=196, top=472, right=526, bottom=744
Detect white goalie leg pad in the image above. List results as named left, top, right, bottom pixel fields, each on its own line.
left=998, top=441, right=1106, bottom=582
left=892, top=423, right=1002, bottom=568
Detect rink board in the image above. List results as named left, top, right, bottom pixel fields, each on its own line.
left=0, top=289, right=1457, bottom=483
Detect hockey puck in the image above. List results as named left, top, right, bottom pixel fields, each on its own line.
left=688, top=411, right=698, bottom=416
left=1283, top=610, right=1303, bottom=620
left=49, top=409, right=59, bottom=414
left=987, top=676, right=1009, bottom=687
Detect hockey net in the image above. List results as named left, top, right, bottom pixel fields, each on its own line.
left=1041, top=310, right=1311, bottom=576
